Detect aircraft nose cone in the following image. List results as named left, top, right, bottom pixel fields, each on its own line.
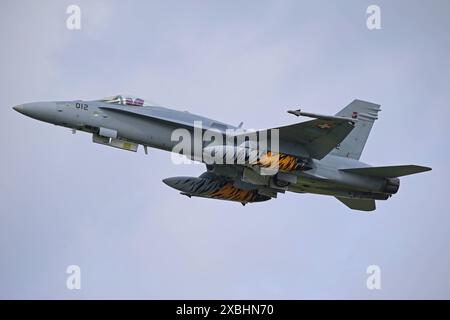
left=12, top=102, right=56, bottom=122
left=13, top=105, right=24, bottom=113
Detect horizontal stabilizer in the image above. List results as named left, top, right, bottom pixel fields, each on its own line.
left=336, top=197, right=375, bottom=211
left=340, top=165, right=431, bottom=178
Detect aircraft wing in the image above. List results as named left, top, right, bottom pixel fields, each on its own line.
left=236, top=118, right=355, bottom=160
left=101, top=103, right=355, bottom=160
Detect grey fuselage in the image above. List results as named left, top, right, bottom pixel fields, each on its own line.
left=13, top=99, right=392, bottom=201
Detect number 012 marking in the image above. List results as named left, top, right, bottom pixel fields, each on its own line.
left=76, top=103, right=88, bottom=110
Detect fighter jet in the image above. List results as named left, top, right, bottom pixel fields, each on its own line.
left=13, top=95, right=431, bottom=211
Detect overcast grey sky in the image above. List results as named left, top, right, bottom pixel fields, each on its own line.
left=1, top=0, right=449, bottom=299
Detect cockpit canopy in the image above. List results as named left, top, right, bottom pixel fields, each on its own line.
left=97, top=95, right=157, bottom=107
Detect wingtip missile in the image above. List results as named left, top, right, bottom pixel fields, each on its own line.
left=287, top=109, right=302, bottom=117
left=287, top=109, right=356, bottom=123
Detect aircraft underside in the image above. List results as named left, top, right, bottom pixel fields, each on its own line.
left=13, top=95, right=431, bottom=211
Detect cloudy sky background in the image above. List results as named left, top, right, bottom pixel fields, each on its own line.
left=1, top=0, right=449, bottom=299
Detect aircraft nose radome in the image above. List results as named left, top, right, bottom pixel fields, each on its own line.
left=13, top=105, right=24, bottom=113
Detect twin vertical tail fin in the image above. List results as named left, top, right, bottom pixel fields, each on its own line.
left=328, top=100, right=431, bottom=212
left=330, top=99, right=381, bottom=160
